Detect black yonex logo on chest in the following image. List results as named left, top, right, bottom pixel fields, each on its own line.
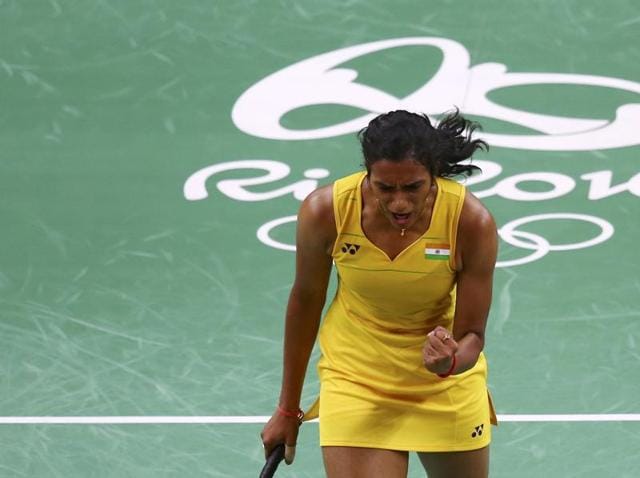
left=341, top=243, right=361, bottom=255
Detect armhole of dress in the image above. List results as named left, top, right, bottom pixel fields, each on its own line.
left=330, top=180, right=342, bottom=258
left=449, top=184, right=466, bottom=271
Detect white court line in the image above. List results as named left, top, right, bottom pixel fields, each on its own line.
left=0, top=414, right=639, bottom=425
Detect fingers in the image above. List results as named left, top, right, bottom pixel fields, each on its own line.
left=426, top=327, right=457, bottom=353
left=429, top=326, right=454, bottom=343
left=261, top=433, right=269, bottom=459
left=284, top=444, right=296, bottom=465
left=423, top=327, right=458, bottom=374
left=262, top=443, right=296, bottom=465
left=261, top=442, right=295, bottom=464
left=261, top=412, right=300, bottom=464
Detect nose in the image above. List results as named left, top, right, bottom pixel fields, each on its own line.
left=388, top=192, right=411, bottom=213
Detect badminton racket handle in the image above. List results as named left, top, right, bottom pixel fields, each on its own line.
left=260, top=443, right=285, bottom=478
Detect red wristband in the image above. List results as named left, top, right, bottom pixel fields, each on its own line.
left=437, top=354, right=457, bottom=378
left=277, top=405, right=304, bottom=422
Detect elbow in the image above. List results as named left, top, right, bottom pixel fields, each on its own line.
left=288, top=285, right=327, bottom=316
left=461, top=330, right=485, bottom=352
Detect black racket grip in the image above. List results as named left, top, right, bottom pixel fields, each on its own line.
left=260, top=443, right=286, bottom=478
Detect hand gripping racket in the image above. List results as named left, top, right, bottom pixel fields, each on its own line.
left=259, top=444, right=285, bottom=478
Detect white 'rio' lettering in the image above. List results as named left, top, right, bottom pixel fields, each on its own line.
left=185, top=159, right=638, bottom=203
left=183, top=159, right=329, bottom=202
left=580, top=171, right=640, bottom=200
left=479, top=172, right=576, bottom=201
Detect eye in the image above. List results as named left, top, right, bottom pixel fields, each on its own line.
left=403, top=183, right=422, bottom=191
left=378, top=184, right=394, bottom=192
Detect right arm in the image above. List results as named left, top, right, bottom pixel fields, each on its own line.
left=260, top=184, right=335, bottom=463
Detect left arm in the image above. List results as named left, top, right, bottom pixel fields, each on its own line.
left=423, top=192, right=498, bottom=376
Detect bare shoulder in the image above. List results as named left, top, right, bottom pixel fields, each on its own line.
left=300, top=183, right=334, bottom=226
left=459, top=190, right=496, bottom=237
left=457, top=191, right=498, bottom=270
left=298, top=183, right=336, bottom=254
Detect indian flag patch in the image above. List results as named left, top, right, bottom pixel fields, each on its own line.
left=425, top=244, right=450, bottom=261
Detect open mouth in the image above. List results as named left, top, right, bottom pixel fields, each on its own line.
left=391, top=212, right=411, bottom=226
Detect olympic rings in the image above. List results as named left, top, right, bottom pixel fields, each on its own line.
left=257, top=215, right=298, bottom=252
left=497, top=213, right=614, bottom=267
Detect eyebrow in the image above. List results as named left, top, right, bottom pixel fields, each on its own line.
left=373, top=180, right=426, bottom=188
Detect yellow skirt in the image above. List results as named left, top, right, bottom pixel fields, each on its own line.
left=306, top=354, right=496, bottom=452
left=305, top=307, right=497, bottom=452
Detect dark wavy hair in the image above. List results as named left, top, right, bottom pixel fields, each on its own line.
left=358, top=109, right=488, bottom=177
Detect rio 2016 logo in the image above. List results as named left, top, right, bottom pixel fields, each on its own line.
left=184, top=37, right=640, bottom=267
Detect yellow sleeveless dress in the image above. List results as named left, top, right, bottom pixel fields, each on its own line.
left=305, top=171, right=496, bottom=452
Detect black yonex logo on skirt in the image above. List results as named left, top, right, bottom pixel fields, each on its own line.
left=471, top=424, right=484, bottom=438
left=341, top=243, right=361, bottom=255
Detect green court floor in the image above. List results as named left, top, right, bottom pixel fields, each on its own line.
left=1, top=0, right=639, bottom=476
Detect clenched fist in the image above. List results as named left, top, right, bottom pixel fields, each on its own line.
left=423, top=325, right=458, bottom=376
